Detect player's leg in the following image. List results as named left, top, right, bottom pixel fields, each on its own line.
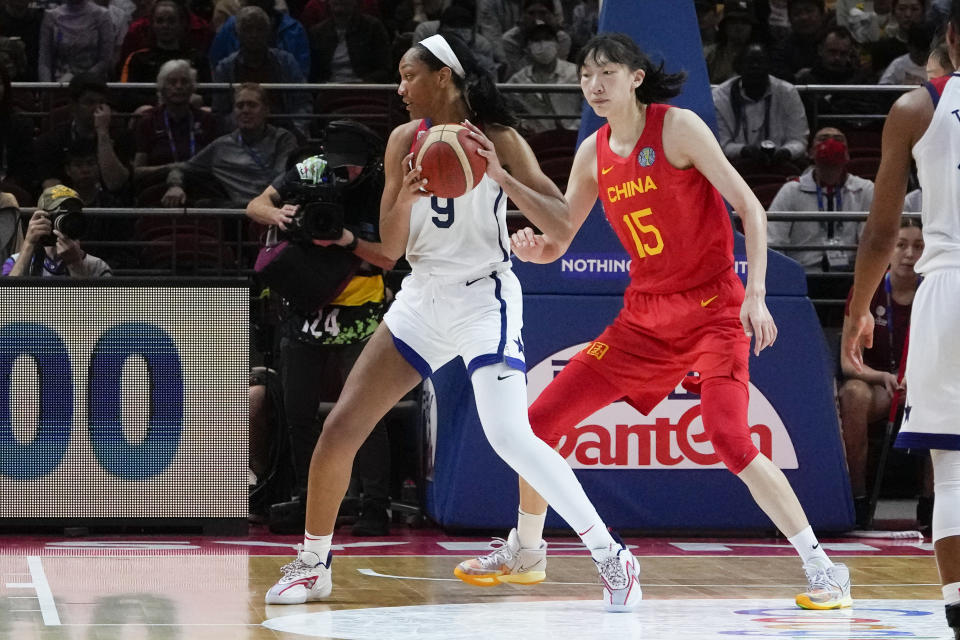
left=468, top=362, right=641, bottom=611
left=931, top=449, right=960, bottom=639
left=265, top=324, right=422, bottom=604
left=699, top=376, right=851, bottom=609
left=455, top=359, right=621, bottom=586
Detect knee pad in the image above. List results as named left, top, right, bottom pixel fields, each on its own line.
left=932, top=449, right=960, bottom=543
left=700, top=377, right=759, bottom=474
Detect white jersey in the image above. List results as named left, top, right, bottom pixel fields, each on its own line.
left=912, top=72, right=960, bottom=274
left=405, top=121, right=511, bottom=281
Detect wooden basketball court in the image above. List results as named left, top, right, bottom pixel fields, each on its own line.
left=0, top=527, right=948, bottom=639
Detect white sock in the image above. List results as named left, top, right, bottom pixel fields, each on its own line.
left=788, top=526, right=832, bottom=568
left=944, top=582, right=960, bottom=606
left=517, top=509, right=546, bottom=548
left=303, top=531, right=332, bottom=562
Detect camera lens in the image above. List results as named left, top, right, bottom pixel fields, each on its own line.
left=53, top=211, right=86, bottom=240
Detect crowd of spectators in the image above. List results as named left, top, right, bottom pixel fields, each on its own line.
left=0, top=0, right=954, bottom=531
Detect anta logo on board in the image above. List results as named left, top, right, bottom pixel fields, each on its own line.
left=526, top=344, right=799, bottom=470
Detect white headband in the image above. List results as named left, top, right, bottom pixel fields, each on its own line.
left=419, top=34, right=466, bottom=79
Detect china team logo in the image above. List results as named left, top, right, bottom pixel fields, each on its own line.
left=526, top=344, right=799, bottom=470
left=638, top=146, right=656, bottom=167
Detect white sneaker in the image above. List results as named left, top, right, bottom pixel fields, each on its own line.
left=454, top=528, right=547, bottom=586
left=796, top=562, right=852, bottom=609
left=264, top=547, right=332, bottom=604
left=594, top=537, right=642, bottom=612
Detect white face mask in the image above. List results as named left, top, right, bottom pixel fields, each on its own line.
left=528, top=40, right=558, bottom=65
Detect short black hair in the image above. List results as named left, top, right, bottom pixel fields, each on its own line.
left=68, top=73, right=107, bottom=101
left=787, top=0, right=825, bottom=13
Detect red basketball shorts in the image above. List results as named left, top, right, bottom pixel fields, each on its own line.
left=570, top=269, right=750, bottom=414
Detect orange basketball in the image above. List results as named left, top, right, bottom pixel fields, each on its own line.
left=411, top=124, right=487, bottom=199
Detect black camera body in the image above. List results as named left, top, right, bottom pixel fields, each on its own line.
left=284, top=180, right=346, bottom=243
left=41, top=202, right=86, bottom=246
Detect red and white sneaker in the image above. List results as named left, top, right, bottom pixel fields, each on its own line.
left=264, top=547, right=332, bottom=604
left=594, top=536, right=642, bottom=612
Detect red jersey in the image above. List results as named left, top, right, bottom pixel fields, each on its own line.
left=596, top=103, right=734, bottom=294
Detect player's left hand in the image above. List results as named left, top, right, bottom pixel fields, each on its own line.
left=462, top=119, right=506, bottom=182
left=842, top=310, right=875, bottom=374
left=740, top=292, right=777, bottom=355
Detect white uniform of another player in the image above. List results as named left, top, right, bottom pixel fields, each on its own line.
left=383, top=118, right=526, bottom=376
left=897, top=72, right=960, bottom=451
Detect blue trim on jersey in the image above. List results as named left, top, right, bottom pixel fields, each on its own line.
left=504, top=356, right=526, bottom=372
left=467, top=353, right=501, bottom=376
left=390, top=333, right=432, bottom=379
left=924, top=81, right=941, bottom=108
left=895, top=431, right=960, bottom=451
left=493, top=272, right=507, bottom=356
left=492, top=187, right=508, bottom=262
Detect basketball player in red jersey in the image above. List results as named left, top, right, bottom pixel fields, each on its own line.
left=455, top=33, right=853, bottom=610
left=845, top=3, right=960, bottom=636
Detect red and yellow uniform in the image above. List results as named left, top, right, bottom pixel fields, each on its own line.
left=568, top=103, right=750, bottom=416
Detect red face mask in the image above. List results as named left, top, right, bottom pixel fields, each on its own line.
left=814, top=138, right=847, bottom=166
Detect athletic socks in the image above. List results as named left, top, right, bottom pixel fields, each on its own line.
left=788, top=526, right=832, bottom=569
left=517, top=509, right=546, bottom=549
left=303, top=531, right=332, bottom=561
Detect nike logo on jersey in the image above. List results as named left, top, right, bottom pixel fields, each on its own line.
left=701, top=295, right=719, bottom=307
left=497, top=373, right=518, bottom=380
left=601, top=166, right=614, bottom=175
left=812, top=543, right=819, bottom=550
left=466, top=278, right=483, bottom=286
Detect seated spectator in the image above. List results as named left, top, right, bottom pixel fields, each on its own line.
left=500, top=0, right=571, bottom=81
left=870, top=0, right=926, bottom=74
left=506, top=22, right=580, bottom=134
left=118, top=0, right=211, bottom=85
left=0, top=0, right=44, bottom=80
left=0, top=189, right=18, bottom=263
left=838, top=219, right=923, bottom=527
left=390, top=0, right=446, bottom=34
left=59, top=141, right=136, bottom=268
left=836, top=0, right=898, bottom=43
left=0, top=64, right=36, bottom=196
left=119, top=0, right=212, bottom=67
left=308, top=0, right=391, bottom=83
left=705, top=0, right=759, bottom=84
left=927, top=38, right=957, bottom=77
left=299, top=0, right=380, bottom=30
left=713, top=42, right=809, bottom=173
left=133, top=59, right=218, bottom=192
left=477, top=0, right=563, bottom=63
left=767, top=127, right=876, bottom=272
left=37, top=0, right=114, bottom=81
left=570, top=0, right=598, bottom=54
left=3, top=185, right=112, bottom=276
left=215, top=6, right=310, bottom=137
left=34, top=74, right=131, bottom=194
left=795, top=26, right=878, bottom=121
left=209, top=0, right=310, bottom=78
left=879, top=21, right=934, bottom=84
left=769, top=0, right=827, bottom=82
left=162, top=83, right=297, bottom=207
left=412, top=2, right=499, bottom=80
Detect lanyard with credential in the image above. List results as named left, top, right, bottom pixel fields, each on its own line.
left=238, top=132, right=268, bottom=170
left=883, top=270, right=922, bottom=374
left=164, top=109, right=195, bottom=162
left=815, top=185, right=843, bottom=238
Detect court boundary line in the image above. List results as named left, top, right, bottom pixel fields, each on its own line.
left=27, top=556, right=60, bottom=626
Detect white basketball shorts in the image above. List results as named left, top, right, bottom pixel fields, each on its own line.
left=896, top=268, right=960, bottom=451
left=384, top=268, right=526, bottom=378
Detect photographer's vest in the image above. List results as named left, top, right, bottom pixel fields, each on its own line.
left=404, top=118, right=511, bottom=280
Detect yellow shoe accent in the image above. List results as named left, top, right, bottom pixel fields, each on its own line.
left=795, top=593, right=853, bottom=610
left=453, top=566, right=545, bottom=587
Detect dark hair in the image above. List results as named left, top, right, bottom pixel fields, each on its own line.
left=787, top=0, right=825, bottom=15
left=69, top=73, right=108, bottom=101
left=821, top=24, right=855, bottom=45
left=439, top=5, right=474, bottom=28
left=952, top=0, right=960, bottom=29
left=901, top=216, right=922, bottom=229
left=575, top=33, right=686, bottom=104
left=893, top=0, right=926, bottom=8
left=234, top=81, right=268, bottom=106
left=412, top=34, right=516, bottom=127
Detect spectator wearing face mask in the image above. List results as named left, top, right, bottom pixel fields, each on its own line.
left=767, top=127, right=876, bottom=273
left=500, top=0, right=571, bottom=80
left=713, top=42, right=809, bottom=173
left=506, top=22, right=580, bottom=133
left=412, top=2, right=500, bottom=79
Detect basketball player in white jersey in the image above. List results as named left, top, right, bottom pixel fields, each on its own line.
left=265, top=34, right=642, bottom=611
left=845, top=3, right=960, bottom=637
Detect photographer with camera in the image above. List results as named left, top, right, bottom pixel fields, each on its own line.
left=3, top=185, right=111, bottom=277
left=246, top=120, right=396, bottom=535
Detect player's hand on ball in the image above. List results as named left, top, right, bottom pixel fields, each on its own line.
left=740, top=292, right=777, bottom=356
left=462, top=119, right=505, bottom=182
left=399, top=152, right=431, bottom=203
left=510, top=227, right=546, bottom=262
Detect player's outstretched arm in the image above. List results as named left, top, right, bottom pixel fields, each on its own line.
left=844, top=87, right=932, bottom=372
left=380, top=121, right=432, bottom=261
left=665, top=108, right=777, bottom=354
